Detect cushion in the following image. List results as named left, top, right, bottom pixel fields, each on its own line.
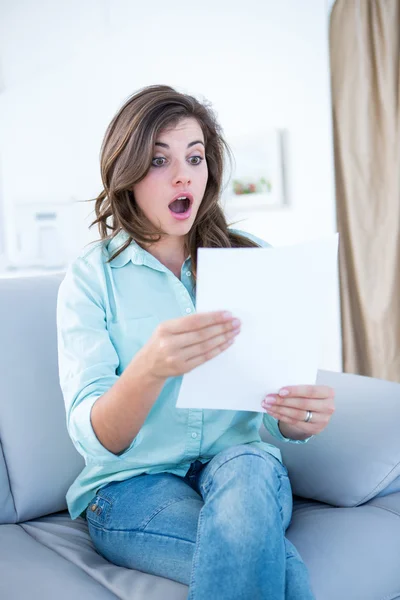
left=12, top=496, right=400, bottom=600
left=260, top=369, right=400, bottom=507
left=288, top=493, right=400, bottom=600
left=0, top=275, right=84, bottom=523
left=16, top=513, right=188, bottom=600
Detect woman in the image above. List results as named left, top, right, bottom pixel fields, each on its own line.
left=57, top=84, right=335, bottom=599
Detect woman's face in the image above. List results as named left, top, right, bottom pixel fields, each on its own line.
left=133, top=117, right=208, bottom=240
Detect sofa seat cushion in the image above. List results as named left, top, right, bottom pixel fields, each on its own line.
left=289, top=493, right=400, bottom=600
left=2, top=495, right=400, bottom=600
left=16, top=512, right=187, bottom=600
left=0, top=523, right=116, bottom=599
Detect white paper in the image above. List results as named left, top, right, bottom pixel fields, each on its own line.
left=176, top=234, right=339, bottom=412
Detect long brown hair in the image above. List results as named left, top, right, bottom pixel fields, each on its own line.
left=89, top=84, right=259, bottom=280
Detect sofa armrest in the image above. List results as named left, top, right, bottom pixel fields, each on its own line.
left=260, top=369, right=400, bottom=507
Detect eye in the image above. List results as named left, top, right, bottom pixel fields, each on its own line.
left=151, top=157, right=166, bottom=167
left=189, top=156, right=204, bottom=165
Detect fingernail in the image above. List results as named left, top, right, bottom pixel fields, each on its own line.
left=279, top=389, right=289, bottom=397
left=264, top=396, right=276, bottom=405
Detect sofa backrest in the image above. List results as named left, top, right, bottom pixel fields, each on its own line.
left=0, top=274, right=84, bottom=524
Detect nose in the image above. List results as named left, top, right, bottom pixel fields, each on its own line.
left=171, top=161, right=191, bottom=187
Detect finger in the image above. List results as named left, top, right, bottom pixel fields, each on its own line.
left=182, top=326, right=239, bottom=361
left=263, top=395, right=335, bottom=415
left=277, top=414, right=318, bottom=434
left=278, top=385, right=334, bottom=400
left=185, top=337, right=235, bottom=370
left=263, top=405, right=328, bottom=425
left=165, top=311, right=235, bottom=334
left=179, top=320, right=241, bottom=349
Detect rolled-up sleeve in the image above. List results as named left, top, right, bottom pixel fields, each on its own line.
left=262, top=413, right=313, bottom=444
left=57, top=256, right=132, bottom=463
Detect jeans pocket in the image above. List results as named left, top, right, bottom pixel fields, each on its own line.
left=86, top=494, right=112, bottom=530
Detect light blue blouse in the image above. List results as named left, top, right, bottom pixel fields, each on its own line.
left=57, top=228, right=310, bottom=520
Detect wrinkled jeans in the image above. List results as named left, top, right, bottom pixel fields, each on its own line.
left=86, top=444, right=315, bottom=599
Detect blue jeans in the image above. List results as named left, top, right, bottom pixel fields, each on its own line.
left=86, top=444, right=315, bottom=599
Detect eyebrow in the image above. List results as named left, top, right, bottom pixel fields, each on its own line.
left=154, top=140, right=205, bottom=149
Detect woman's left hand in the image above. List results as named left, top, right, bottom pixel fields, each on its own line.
left=261, top=385, right=335, bottom=437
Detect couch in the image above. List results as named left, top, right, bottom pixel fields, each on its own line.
left=1, top=273, right=400, bottom=600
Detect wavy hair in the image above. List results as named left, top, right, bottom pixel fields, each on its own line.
left=89, top=84, right=259, bottom=280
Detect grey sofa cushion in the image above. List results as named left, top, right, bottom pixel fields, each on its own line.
left=16, top=513, right=188, bottom=600
left=289, top=492, right=400, bottom=600
left=0, top=445, right=14, bottom=523
left=0, top=275, right=84, bottom=523
left=261, top=369, right=400, bottom=507
left=6, top=494, right=399, bottom=600
left=0, top=523, right=117, bottom=599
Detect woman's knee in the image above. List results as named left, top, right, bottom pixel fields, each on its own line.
left=201, top=445, right=287, bottom=491
left=199, top=445, right=293, bottom=529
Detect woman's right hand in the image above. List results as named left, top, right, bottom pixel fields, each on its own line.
left=140, top=311, right=241, bottom=380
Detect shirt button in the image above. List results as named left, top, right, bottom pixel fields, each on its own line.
left=186, top=271, right=191, bottom=277
left=191, top=432, right=198, bottom=439
left=186, top=308, right=192, bottom=314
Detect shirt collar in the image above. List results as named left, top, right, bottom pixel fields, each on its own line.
left=107, top=230, right=191, bottom=271
left=106, top=230, right=144, bottom=268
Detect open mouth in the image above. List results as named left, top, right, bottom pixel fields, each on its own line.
left=168, top=196, right=192, bottom=214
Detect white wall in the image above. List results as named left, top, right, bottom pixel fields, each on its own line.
left=0, top=0, right=341, bottom=370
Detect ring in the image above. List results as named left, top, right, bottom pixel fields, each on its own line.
left=304, top=410, right=313, bottom=423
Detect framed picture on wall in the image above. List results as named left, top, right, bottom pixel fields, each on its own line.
left=222, top=129, right=289, bottom=212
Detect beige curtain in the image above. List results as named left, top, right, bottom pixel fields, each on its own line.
left=330, top=0, right=400, bottom=381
